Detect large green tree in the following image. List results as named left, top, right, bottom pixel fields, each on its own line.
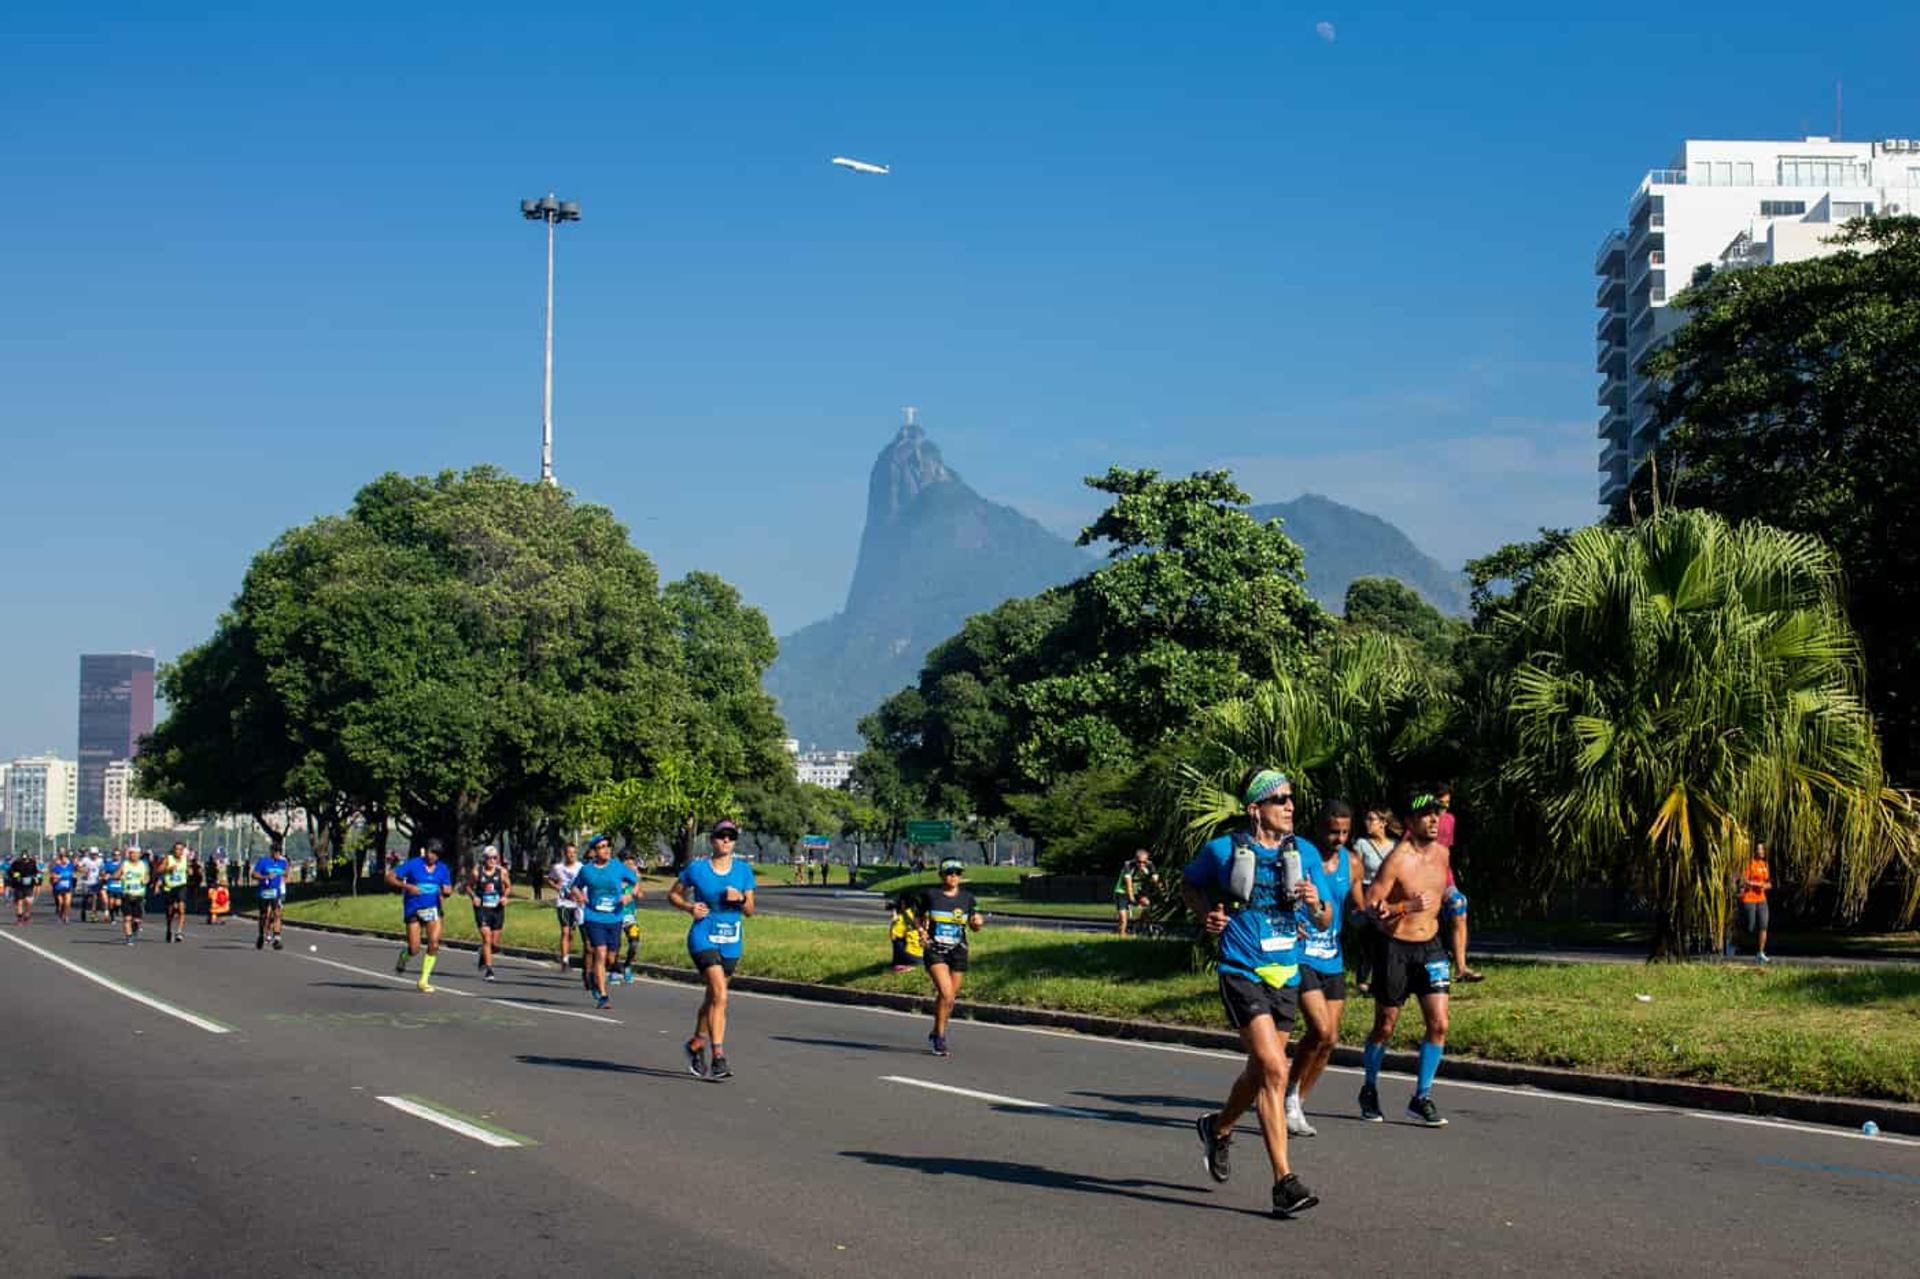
left=862, top=468, right=1330, bottom=840
left=1634, top=217, right=1920, bottom=775
left=1493, top=508, right=1916, bottom=958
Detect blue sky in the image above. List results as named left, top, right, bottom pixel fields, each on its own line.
left=3, top=2, right=1916, bottom=757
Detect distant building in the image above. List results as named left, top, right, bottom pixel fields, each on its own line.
left=102, top=759, right=174, bottom=839
left=795, top=748, right=859, bottom=790
left=5, top=755, right=78, bottom=837
left=77, top=652, right=157, bottom=834
left=1594, top=136, right=1920, bottom=507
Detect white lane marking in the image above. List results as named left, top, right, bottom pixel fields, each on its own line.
left=880, top=1075, right=1106, bottom=1118
left=298, top=952, right=622, bottom=1024
left=0, top=929, right=232, bottom=1034
left=485, top=998, right=620, bottom=1025
left=377, top=1095, right=531, bottom=1148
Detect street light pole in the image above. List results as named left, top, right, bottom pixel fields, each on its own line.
left=520, top=193, right=581, bottom=486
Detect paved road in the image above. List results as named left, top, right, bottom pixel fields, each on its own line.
left=4, top=916, right=1917, bottom=1278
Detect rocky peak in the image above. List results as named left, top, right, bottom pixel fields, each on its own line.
left=865, top=421, right=956, bottom=532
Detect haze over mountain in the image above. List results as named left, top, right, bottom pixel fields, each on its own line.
left=766, top=427, right=1468, bottom=749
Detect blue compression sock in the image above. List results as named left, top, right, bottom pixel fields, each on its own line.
left=1416, top=1040, right=1445, bottom=1097
left=1363, top=1040, right=1385, bottom=1088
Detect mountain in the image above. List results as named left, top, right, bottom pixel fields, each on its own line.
left=765, top=424, right=1092, bottom=748
left=1248, top=493, right=1468, bottom=616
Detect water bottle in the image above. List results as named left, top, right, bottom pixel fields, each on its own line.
left=1862, top=1120, right=1880, bottom=1136
left=1282, top=843, right=1303, bottom=898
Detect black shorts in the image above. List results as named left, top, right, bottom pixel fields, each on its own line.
left=1374, top=934, right=1450, bottom=1007
left=924, top=946, right=969, bottom=974
left=162, top=887, right=185, bottom=907
left=690, top=948, right=739, bottom=976
left=1298, top=966, right=1346, bottom=1001
left=582, top=920, right=623, bottom=951
left=1741, top=900, right=1770, bottom=933
left=1216, top=971, right=1299, bottom=1032
left=472, top=906, right=504, bottom=932
left=122, top=897, right=145, bottom=920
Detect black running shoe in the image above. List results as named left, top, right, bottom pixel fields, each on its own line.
left=1406, top=1094, right=1448, bottom=1127
left=1196, top=1112, right=1232, bottom=1183
left=707, top=1054, right=733, bottom=1081
left=271, top=936, right=282, bottom=951
left=1272, top=1174, right=1320, bottom=1219
left=685, top=1039, right=708, bottom=1079
left=483, top=967, right=497, bottom=982
left=1358, top=1085, right=1384, bottom=1123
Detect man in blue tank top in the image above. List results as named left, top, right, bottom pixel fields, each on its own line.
left=1181, top=768, right=1324, bottom=1220
left=1285, top=800, right=1365, bottom=1137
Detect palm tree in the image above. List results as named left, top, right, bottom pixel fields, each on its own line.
left=1495, top=509, right=1915, bottom=958
left=1167, top=628, right=1452, bottom=851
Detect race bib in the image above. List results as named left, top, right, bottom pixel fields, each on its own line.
left=1303, top=935, right=1338, bottom=960
left=480, top=893, right=501, bottom=907
left=259, top=887, right=281, bottom=900
left=933, top=922, right=965, bottom=944
left=593, top=896, right=616, bottom=913
left=1424, top=958, right=1452, bottom=987
left=413, top=906, right=440, bottom=922
left=1259, top=933, right=1296, bottom=953
left=707, top=920, right=740, bottom=945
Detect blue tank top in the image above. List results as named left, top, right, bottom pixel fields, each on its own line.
left=1298, top=847, right=1351, bottom=974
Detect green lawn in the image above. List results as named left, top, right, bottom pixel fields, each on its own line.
left=281, top=892, right=1920, bottom=1103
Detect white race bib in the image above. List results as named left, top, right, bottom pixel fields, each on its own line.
left=413, top=906, right=440, bottom=922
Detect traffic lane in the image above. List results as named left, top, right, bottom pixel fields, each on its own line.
left=15, top=921, right=1920, bottom=1276
left=635, top=887, right=1102, bottom=933
left=1, top=927, right=803, bottom=1278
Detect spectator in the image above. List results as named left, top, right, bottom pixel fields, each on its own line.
left=1735, top=841, right=1772, bottom=963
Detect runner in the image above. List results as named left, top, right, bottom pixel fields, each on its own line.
left=7, top=851, right=40, bottom=925
left=918, top=859, right=984, bottom=1057
left=253, top=844, right=290, bottom=950
left=1181, top=768, right=1322, bottom=1219
left=1113, top=848, right=1154, bottom=937
left=1735, top=840, right=1773, bottom=963
left=1285, top=800, right=1362, bottom=1137
left=616, top=850, right=645, bottom=983
left=389, top=839, right=454, bottom=992
left=467, top=845, right=511, bottom=981
left=114, top=848, right=150, bottom=944
left=76, top=848, right=103, bottom=923
left=668, top=819, right=756, bottom=1081
left=547, top=843, right=583, bottom=973
left=102, top=848, right=124, bottom=922
left=49, top=850, right=76, bottom=924
left=158, top=842, right=191, bottom=942
left=1359, top=788, right=1454, bottom=1128
left=570, top=834, right=639, bottom=1011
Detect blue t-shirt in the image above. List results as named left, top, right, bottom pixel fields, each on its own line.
left=52, top=863, right=75, bottom=890
left=104, top=858, right=123, bottom=891
left=1297, top=847, right=1351, bottom=975
left=572, top=860, right=639, bottom=924
left=1184, top=831, right=1319, bottom=989
left=678, top=857, right=756, bottom=957
left=395, top=857, right=452, bottom=914
left=255, top=855, right=289, bottom=899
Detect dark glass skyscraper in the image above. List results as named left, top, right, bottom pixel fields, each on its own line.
left=77, top=652, right=156, bottom=835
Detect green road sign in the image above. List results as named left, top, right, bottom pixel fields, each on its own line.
left=905, top=820, right=954, bottom=844
left=801, top=835, right=831, bottom=850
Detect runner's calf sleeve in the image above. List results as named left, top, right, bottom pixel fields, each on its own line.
left=1416, top=1041, right=1444, bottom=1096
left=421, top=954, right=437, bottom=982
left=1363, top=1040, right=1385, bottom=1088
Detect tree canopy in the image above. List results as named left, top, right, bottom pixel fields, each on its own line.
left=143, top=466, right=789, bottom=859
left=1635, top=216, right=1920, bottom=776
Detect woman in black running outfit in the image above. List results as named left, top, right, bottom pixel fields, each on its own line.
left=468, top=846, right=512, bottom=981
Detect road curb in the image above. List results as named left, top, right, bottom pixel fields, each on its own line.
left=276, top=914, right=1920, bottom=1137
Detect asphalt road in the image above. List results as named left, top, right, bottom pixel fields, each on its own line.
left=4, top=914, right=1917, bottom=1278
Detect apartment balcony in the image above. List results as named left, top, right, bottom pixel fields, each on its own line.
left=1596, top=371, right=1626, bottom=406
left=1596, top=311, right=1628, bottom=344
left=1594, top=230, right=1627, bottom=275
left=1599, top=469, right=1629, bottom=508
left=1600, top=438, right=1629, bottom=472
left=1596, top=341, right=1625, bottom=375
left=1596, top=271, right=1626, bottom=308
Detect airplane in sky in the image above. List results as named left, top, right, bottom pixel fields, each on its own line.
left=830, top=156, right=890, bottom=175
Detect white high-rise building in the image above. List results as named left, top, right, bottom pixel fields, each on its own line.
left=1595, top=136, right=1920, bottom=506
left=102, top=759, right=174, bottom=839
left=5, top=755, right=78, bottom=838
left=795, top=749, right=859, bottom=790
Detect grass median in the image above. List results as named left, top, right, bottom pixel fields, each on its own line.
left=281, top=891, right=1920, bottom=1104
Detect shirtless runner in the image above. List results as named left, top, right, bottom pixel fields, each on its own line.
left=1358, top=788, right=1452, bottom=1128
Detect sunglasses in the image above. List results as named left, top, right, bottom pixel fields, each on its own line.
left=1260, top=792, right=1296, bottom=807
left=713, top=832, right=738, bottom=841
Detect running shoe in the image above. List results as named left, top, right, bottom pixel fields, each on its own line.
left=1195, top=1112, right=1232, bottom=1183
left=685, top=1038, right=709, bottom=1078
left=483, top=967, right=497, bottom=982
left=125, top=936, right=135, bottom=946
left=1358, top=1085, right=1384, bottom=1123
left=1284, top=1092, right=1317, bottom=1137
left=417, top=980, right=436, bottom=994
left=1757, top=952, right=1771, bottom=965
left=931, top=1034, right=951, bottom=1058
left=594, top=994, right=611, bottom=1010
left=1271, top=1173, right=1320, bottom=1219
left=271, top=936, right=282, bottom=951
left=395, top=950, right=409, bottom=974
left=556, top=957, right=569, bottom=972
left=1406, top=1094, right=1448, bottom=1127
left=707, top=1054, right=733, bottom=1081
